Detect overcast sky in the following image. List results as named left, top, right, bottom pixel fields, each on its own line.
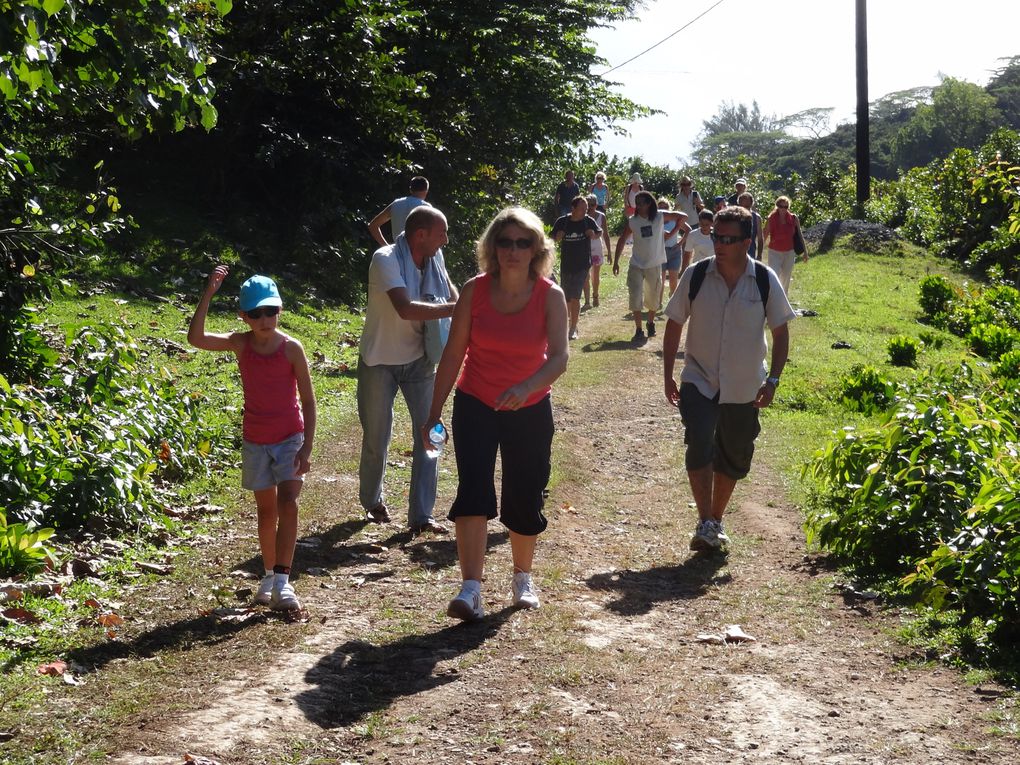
left=589, top=0, right=1020, bottom=167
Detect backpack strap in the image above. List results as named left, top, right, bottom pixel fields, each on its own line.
left=688, top=257, right=770, bottom=314
left=753, top=260, right=770, bottom=310
left=687, top=258, right=711, bottom=302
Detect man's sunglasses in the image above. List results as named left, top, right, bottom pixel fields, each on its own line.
left=710, top=232, right=746, bottom=245
left=496, top=237, right=534, bottom=250
left=245, top=306, right=280, bottom=319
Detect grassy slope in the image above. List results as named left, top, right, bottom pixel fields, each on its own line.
left=756, top=240, right=967, bottom=502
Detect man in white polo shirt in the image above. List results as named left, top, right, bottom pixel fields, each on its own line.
left=662, top=205, right=795, bottom=552
left=358, top=206, right=458, bottom=534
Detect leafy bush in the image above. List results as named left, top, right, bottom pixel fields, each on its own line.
left=967, top=322, right=1018, bottom=360
left=918, top=330, right=946, bottom=350
left=838, top=364, right=895, bottom=414
left=805, top=363, right=1008, bottom=574
left=918, top=275, right=957, bottom=322
left=888, top=335, right=919, bottom=367
left=0, top=510, right=55, bottom=579
left=0, top=326, right=221, bottom=531
left=806, top=363, right=1020, bottom=639
left=901, top=462, right=1020, bottom=637
left=994, top=349, right=1020, bottom=380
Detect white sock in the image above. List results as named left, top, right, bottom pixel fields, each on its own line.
left=274, top=572, right=290, bottom=588
left=264, top=568, right=274, bottom=579
left=461, top=579, right=481, bottom=593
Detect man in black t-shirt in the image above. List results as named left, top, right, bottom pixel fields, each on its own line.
left=554, top=170, right=581, bottom=218
left=552, top=196, right=600, bottom=340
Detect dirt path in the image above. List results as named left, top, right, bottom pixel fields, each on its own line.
left=108, top=275, right=1017, bottom=765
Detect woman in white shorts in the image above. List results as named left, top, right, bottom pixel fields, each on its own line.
left=585, top=194, right=612, bottom=308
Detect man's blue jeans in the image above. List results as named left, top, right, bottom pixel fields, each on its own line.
left=357, top=355, right=438, bottom=526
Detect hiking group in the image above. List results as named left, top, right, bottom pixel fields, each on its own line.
left=187, top=172, right=802, bottom=621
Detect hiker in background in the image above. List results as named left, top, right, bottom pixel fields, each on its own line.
left=726, top=177, right=748, bottom=206
left=658, top=197, right=684, bottom=307
left=357, top=206, right=458, bottom=535
left=622, top=173, right=643, bottom=216
left=554, top=170, right=581, bottom=219
left=738, top=192, right=764, bottom=261
left=712, top=195, right=727, bottom=213
left=762, top=195, right=809, bottom=296
left=188, top=268, right=317, bottom=612
left=552, top=196, right=601, bottom=340
left=586, top=194, right=612, bottom=308
left=590, top=171, right=610, bottom=214
left=425, top=207, right=568, bottom=621
left=662, top=205, right=794, bottom=553
left=681, top=209, right=716, bottom=273
left=368, top=176, right=431, bottom=247
left=613, top=190, right=689, bottom=344
left=674, top=175, right=703, bottom=222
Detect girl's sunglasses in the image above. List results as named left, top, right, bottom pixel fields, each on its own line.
left=245, top=306, right=280, bottom=319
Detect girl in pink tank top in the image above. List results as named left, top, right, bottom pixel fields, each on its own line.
left=424, top=207, right=570, bottom=622
left=188, top=267, right=317, bottom=613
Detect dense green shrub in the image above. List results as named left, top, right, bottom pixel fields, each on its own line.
left=888, top=335, right=919, bottom=366
left=918, top=275, right=957, bottom=322
left=807, top=363, right=1020, bottom=638
left=838, top=364, right=895, bottom=414
left=806, top=363, right=1010, bottom=574
left=967, top=322, right=1018, bottom=359
left=0, top=326, right=221, bottom=531
left=994, top=348, right=1020, bottom=380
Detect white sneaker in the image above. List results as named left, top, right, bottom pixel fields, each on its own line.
left=447, top=584, right=484, bottom=621
left=512, top=572, right=540, bottom=609
left=690, top=519, right=728, bottom=551
left=707, top=519, right=730, bottom=548
left=270, top=581, right=301, bottom=610
left=254, top=573, right=275, bottom=605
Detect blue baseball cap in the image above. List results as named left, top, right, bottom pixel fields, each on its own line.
left=239, top=275, right=282, bottom=312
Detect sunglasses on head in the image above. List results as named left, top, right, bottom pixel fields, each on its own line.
left=496, top=236, right=534, bottom=250
left=245, top=306, right=280, bottom=319
left=710, top=232, right=745, bottom=245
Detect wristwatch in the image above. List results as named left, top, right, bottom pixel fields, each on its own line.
left=766, top=376, right=781, bottom=388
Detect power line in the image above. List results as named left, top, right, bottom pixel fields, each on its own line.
left=598, top=0, right=729, bottom=77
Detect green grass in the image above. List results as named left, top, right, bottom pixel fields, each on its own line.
left=757, top=241, right=969, bottom=497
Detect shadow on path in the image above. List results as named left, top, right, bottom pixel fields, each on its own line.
left=53, top=610, right=269, bottom=675
left=295, top=607, right=515, bottom=727
left=585, top=553, right=730, bottom=616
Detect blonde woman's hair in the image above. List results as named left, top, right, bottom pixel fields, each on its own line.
left=769, top=195, right=793, bottom=216
left=475, top=207, right=554, bottom=279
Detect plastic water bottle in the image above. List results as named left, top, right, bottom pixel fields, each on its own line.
left=428, top=423, right=446, bottom=452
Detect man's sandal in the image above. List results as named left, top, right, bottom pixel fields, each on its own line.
left=366, top=504, right=391, bottom=523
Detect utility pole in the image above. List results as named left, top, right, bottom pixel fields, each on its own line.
left=855, top=0, right=870, bottom=213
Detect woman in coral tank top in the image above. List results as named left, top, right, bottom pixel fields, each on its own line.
left=425, top=207, right=569, bottom=621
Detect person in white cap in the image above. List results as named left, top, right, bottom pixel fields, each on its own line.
left=622, top=172, right=644, bottom=216
left=726, top=177, right=748, bottom=206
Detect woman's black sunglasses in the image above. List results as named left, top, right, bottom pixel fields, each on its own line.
left=245, top=306, right=280, bottom=319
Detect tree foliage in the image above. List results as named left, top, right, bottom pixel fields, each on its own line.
left=0, top=0, right=228, bottom=379
left=699, top=99, right=775, bottom=137
left=987, top=55, right=1020, bottom=131
left=113, top=0, right=647, bottom=298
left=892, top=78, right=1003, bottom=171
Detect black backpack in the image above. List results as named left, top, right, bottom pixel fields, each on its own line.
left=688, top=258, right=770, bottom=312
